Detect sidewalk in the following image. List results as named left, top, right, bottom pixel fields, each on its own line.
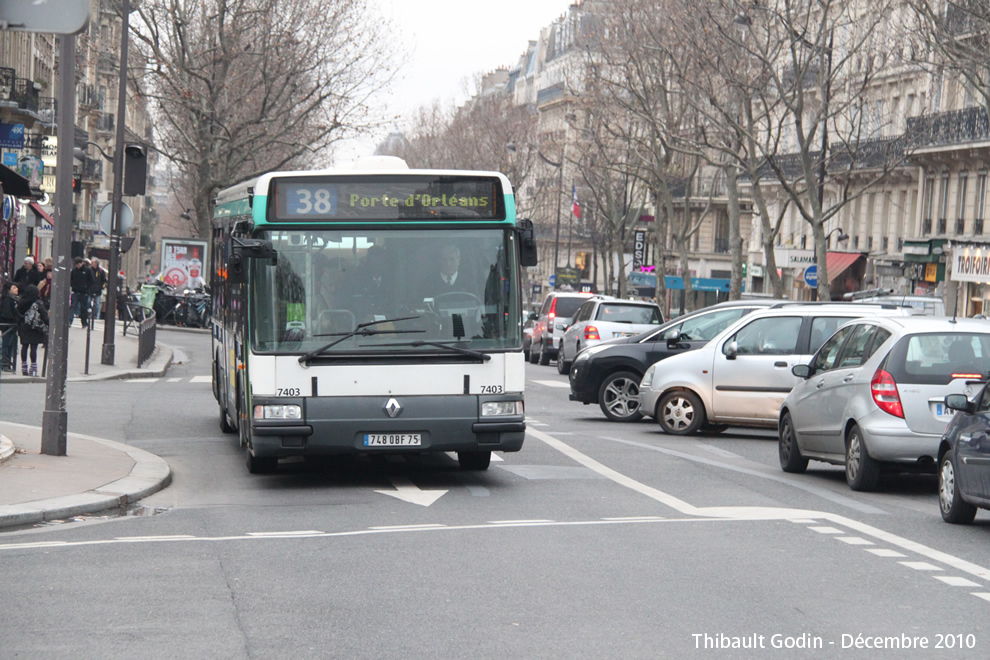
left=0, top=319, right=176, bottom=529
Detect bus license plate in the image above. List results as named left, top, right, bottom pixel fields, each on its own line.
left=363, top=433, right=421, bottom=447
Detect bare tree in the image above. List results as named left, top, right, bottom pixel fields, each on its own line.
left=130, top=0, right=398, bottom=239
left=908, top=1, right=990, bottom=110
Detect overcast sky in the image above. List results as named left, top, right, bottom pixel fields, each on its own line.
left=334, top=0, right=574, bottom=164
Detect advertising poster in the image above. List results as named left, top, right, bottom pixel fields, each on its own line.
left=161, top=238, right=208, bottom=289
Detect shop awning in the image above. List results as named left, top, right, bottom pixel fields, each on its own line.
left=29, top=202, right=54, bottom=225
left=0, top=164, right=36, bottom=199
left=826, top=251, right=863, bottom=284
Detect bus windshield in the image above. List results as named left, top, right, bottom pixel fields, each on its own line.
left=249, top=228, right=521, bottom=354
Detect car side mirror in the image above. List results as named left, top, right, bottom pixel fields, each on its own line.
left=792, top=364, right=812, bottom=379
left=945, top=393, right=975, bottom=414
left=724, top=340, right=738, bottom=360
left=528, top=311, right=538, bottom=321
left=665, top=329, right=681, bottom=348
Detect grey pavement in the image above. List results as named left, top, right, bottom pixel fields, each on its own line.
left=0, top=319, right=176, bottom=529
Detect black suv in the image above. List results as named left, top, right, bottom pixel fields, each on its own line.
left=568, top=300, right=779, bottom=422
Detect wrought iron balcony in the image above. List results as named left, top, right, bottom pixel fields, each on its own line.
left=536, top=83, right=564, bottom=106
left=714, top=238, right=730, bottom=254
left=36, top=97, right=57, bottom=124
left=906, top=106, right=990, bottom=148
left=97, top=52, right=118, bottom=75
left=12, top=78, right=39, bottom=113
left=81, top=157, right=103, bottom=181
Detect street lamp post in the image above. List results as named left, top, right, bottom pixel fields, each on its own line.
left=827, top=227, right=849, bottom=248
left=102, top=0, right=132, bottom=366
left=506, top=142, right=563, bottom=288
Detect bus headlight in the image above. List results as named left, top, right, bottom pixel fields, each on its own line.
left=481, top=401, right=524, bottom=417
left=255, top=405, right=302, bottom=420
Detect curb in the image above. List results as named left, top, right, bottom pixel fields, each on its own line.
left=0, top=344, right=174, bottom=384
left=0, top=434, right=172, bottom=529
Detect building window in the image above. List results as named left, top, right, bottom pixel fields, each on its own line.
left=939, top=171, right=950, bottom=233
left=957, top=171, right=968, bottom=235
left=868, top=236, right=873, bottom=250
left=923, top=174, right=935, bottom=234
left=882, top=236, right=889, bottom=251
left=977, top=171, right=987, bottom=234
left=800, top=235, right=806, bottom=249
left=897, top=237, right=904, bottom=250
left=853, top=235, right=859, bottom=249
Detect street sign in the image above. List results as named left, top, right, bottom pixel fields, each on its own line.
left=549, top=274, right=556, bottom=287
left=2, top=196, right=12, bottom=221
left=803, top=264, right=818, bottom=288
left=98, top=201, right=133, bottom=235
left=0, top=0, right=90, bottom=35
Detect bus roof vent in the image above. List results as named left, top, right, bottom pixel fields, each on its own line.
left=351, top=155, right=409, bottom=170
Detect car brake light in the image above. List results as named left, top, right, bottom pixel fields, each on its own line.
left=584, top=325, right=600, bottom=340
left=951, top=373, right=983, bottom=379
left=871, top=368, right=903, bottom=418
left=548, top=298, right=557, bottom=322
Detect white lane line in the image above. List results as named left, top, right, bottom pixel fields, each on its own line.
left=835, top=537, right=874, bottom=546
left=934, top=576, right=982, bottom=587
left=167, top=378, right=182, bottom=383
left=808, top=526, right=843, bottom=534
left=527, top=422, right=549, bottom=427
left=368, top=524, right=446, bottom=531
left=246, top=531, right=325, bottom=537
left=789, top=519, right=818, bottom=523
left=866, top=548, right=907, bottom=558
left=695, top=443, right=742, bottom=459
left=190, top=376, right=212, bottom=383
left=603, top=516, right=664, bottom=521
left=528, top=428, right=990, bottom=585
left=899, top=561, right=942, bottom=571
left=489, top=519, right=553, bottom=524
left=531, top=380, right=570, bottom=388
left=598, top=434, right=886, bottom=515
left=116, top=535, right=195, bottom=541
left=491, top=453, right=504, bottom=462
left=972, top=593, right=990, bottom=603
left=124, top=378, right=159, bottom=383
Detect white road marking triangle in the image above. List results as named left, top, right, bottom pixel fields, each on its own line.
left=375, top=476, right=447, bottom=506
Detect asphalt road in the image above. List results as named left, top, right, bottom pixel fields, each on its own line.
left=1, top=329, right=989, bottom=658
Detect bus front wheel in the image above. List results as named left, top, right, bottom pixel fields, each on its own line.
left=458, top=450, right=491, bottom=470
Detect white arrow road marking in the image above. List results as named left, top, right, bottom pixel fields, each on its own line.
left=375, top=476, right=447, bottom=506
left=531, top=380, right=570, bottom=388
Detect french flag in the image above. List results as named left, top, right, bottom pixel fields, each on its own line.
left=571, top=185, right=581, bottom=219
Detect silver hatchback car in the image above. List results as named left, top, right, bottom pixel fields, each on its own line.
left=779, top=316, right=990, bottom=491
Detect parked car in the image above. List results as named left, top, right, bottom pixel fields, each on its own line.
left=530, top=291, right=600, bottom=366
left=778, top=316, right=990, bottom=491
left=638, top=303, right=915, bottom=435
left=847, top=292, right=945, bottom=316
left=568, top=300, right=781, bottom=422
left=939, top=380, right=990, bottom=523
left=522, top=311, right=537, bottom=362
left=557, top=298, right=664, bottom=375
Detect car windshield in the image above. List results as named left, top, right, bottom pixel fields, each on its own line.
left=553, top=296, right=590, bottom=318
left=248, top=228, right=521, bottom=353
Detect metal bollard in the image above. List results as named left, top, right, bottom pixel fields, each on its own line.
left=84, top=322, right=91, bottom=375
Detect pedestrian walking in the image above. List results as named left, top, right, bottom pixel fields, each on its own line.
left=0, top=281, right=20, bottom=372
left=68, top=257, right=94, bottom=327
left=89, top=258, right=108, bottom=320
left=16, top=284, right=48, bottom=377
left=12, top=257, right=42, bottom=288
left=39, top=268, right=53, bottom=309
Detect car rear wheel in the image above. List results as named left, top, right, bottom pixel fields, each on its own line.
left=939, top=452, right=977, bottom=524
left=598, top=371, right=643, bottom=422
left=538, top=340, right=551, bottom=366
left=657, top=390, right=705, bottom=435
left=557, top=345, right=570, bottom=375
left=778, top=412, right=808, bottom=473
left=845, top=424, right=879, bottom=491
left=529, top=342, right=539, bottom=364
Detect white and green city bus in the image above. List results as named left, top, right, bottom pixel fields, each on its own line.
left=211, top=157, right=537, bottom=473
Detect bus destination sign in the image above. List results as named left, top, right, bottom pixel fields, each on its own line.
left=271, top=175, right=504, bottom=221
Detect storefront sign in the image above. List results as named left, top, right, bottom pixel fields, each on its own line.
left=925, top=263, right=938, bottom=282
left=633, top=230, right=647, bottom=270
left=0, top=123, right=25, bottom=149
left=773, top=248, right=816, bottom=268
left=951, top=244, right=990, bottom=283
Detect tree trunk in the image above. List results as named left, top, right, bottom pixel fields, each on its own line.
left=724, top=164, right=743, bottom=301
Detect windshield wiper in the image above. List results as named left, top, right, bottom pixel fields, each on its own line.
left=366, top=340, right=491, bottom=361
left=299, top=316, right=422, bottom=365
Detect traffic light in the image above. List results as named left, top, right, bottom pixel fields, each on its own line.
left=123, top=143, right=147, bottom=196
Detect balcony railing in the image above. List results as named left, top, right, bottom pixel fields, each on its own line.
left=36, top=97, right=57, bottom=124
left=536, top=83, right=565, bottom=106
left=80, top=157, right=103, bottom=181
left=907, top=106, right=990, bottom=148
left=97, top=52, right=118, bottom=75
left=714, top=237, right=729, bottom=254
left=11, top=78, right=39, bottom=113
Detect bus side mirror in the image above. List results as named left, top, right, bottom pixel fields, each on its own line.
left=228, top=238, right=275, bottom=284
left=517, top=218, right=538, bottom=267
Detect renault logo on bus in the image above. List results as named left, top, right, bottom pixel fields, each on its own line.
left=384, top=398, right=402, bottom=418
